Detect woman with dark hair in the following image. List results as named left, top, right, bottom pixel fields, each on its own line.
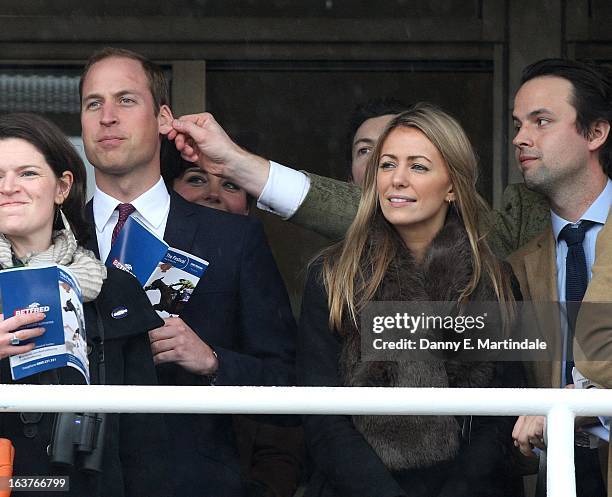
left=161, top=139, right=254, bottom=215
left=0, top=113, right=171, bottom=497
left=299, top=103, right=522, bottom=497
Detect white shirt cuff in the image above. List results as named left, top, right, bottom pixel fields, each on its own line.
left=257, top=161, right=311, bottom=219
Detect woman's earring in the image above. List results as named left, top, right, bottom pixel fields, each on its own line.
left=59, top=205, right=72, bottom=233
left=54, top=204, right=61, bottom=227
left=54, top=204, right=67, bottom=231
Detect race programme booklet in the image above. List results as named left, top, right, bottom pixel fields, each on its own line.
left=144, top=247, right=209, bottom=317
left=105, top=215, right=209, bottom=316
left=0, top=264, right=89, bottom=382
left=105, top=215, right=169, bottom=285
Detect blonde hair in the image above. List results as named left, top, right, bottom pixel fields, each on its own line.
left=322, top=102, right=514, bottom=332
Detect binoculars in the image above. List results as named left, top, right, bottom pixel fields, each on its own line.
left=47, top=412, right=107, bottom=473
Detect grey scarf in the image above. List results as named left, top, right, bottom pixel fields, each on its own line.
left=0, top=211, right=106, bottom=302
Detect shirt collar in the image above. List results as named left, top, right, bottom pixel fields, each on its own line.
left=93, top=177, right=171, bottom=231
left=551, top=178, right=612, bottom=241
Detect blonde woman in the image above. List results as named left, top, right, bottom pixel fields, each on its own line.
left=298, top=103, right=522, bottom=497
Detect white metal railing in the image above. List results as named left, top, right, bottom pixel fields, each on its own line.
left=2, top=385, right=612, bottom=497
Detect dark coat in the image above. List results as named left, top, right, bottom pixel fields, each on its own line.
left=297, top=215, right=524, bottom=497
left=86, top=191, right=297, bottom=497
left=0, top=267, right=171, bottom=497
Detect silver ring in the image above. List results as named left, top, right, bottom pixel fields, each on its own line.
left=10, top=333, right=20, bottom=346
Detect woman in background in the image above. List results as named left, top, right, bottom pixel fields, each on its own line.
left=0, top=113, right=170, bottom=497
left=298, top=103, right=522, bottom=497
left=162, top=140, right=253, bottom=215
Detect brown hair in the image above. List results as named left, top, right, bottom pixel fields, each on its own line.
left=521, top=58, right=612, bottom=174
left=0, top=113, right=90, bottom=245
left=79, top=47, right=169, bottom=115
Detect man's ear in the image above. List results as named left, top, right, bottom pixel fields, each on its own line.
left=588, top=119, right=611, bottom=152
left=158, top=105, right=174, bottom=135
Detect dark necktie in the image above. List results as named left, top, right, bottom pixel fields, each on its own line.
left=559, top=220, right=594, bottom=383
left=111, top=203, right=136, bottom=246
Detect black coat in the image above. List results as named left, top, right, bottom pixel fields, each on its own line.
left=297, top=217, right=525, bottom=497
left=86, top=192, right=297, bottom=497
left=0, top=268, right=171, bottom=497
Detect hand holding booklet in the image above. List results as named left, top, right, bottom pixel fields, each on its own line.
left=0, top=264, right=89, bottom=382
left=105, top=215, right=209, bottom=317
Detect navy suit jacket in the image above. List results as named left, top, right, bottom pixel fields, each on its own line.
left=86, top=191, right=297, bottom=496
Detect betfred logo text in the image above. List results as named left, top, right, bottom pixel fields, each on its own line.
left=112, top=258, right=134, bottom=273
left=14, top=302, right=51, bottom=316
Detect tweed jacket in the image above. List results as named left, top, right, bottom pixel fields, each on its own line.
left=507, top=227, right=562, bottom=389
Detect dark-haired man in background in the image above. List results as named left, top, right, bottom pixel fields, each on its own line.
left=345, top=97, right=407, bottom=185
left=508, top=58, right=612, bottom=497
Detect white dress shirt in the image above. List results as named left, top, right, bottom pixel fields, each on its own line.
left=93, top=177, right=171, bottom=262
left=257, top=161, right=311, bottom=219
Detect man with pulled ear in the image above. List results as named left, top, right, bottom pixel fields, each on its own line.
left=79, top=47, right=296, bottom=497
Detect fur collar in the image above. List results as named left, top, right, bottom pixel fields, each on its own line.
left=338, top=214, right=497, bottom=471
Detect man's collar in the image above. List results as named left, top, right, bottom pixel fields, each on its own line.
left=92, top=177, right=171, bottom=231
left=551, top=178, right=612, bottom=241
